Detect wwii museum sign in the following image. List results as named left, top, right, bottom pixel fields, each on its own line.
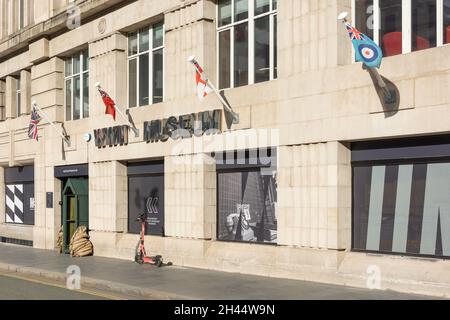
left=94, top=110, right=222, bottom=148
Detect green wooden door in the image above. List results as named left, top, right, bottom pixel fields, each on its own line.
left=62, top=178, right=89, bottom=253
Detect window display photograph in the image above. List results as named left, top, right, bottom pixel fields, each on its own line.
left=217, top=170, right=277, bottom=244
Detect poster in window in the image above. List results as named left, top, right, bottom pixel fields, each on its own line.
left=5, top=183, right=35, bottom=225
left=218, top=170, right=277, bottom=244
left=128, top=175, right=165, bottom=236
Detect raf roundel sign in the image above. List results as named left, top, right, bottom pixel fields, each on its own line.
left=358, top=43, right=379, bottom=63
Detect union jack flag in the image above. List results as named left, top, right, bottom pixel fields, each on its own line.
left=28, top=107, right=41, bottom=141
left=345, top=22, right=364, bottom=41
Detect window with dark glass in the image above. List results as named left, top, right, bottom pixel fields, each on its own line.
left=412, top=0, right=437, bottom=52
left=127, top=162, right=165, bottom=236
left=352, top=138, right=450, bottom=258
left=5, top=166, right=35, bottom=226
left=216, top=149, right=278, bottom=244
left=379, top=0, right=403, bottom=57
left=128, top=22, right=165, bottom=108
left=355, top=0, right=448, bottom=59
left=217, top=0, right=277, bottom=89
left=65, top=50, right=89, bottom=121
left=355, top=0, right=374, bottom=40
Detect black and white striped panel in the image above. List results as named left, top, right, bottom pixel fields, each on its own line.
left=5, top=184, right=24, bottom=224
left=353, top=162, right=450, bottom=258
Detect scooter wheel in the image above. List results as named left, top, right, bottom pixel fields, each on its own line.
left=156, top=259, right=163, bottom=268
left=135, top=255, right=144, bottom=265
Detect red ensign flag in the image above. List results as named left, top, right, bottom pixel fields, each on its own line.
left=98, top=88, right=116, bottom=121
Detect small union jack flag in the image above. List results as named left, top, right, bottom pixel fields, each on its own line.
left=28, top=107, right=41, bottom=141
left=345, top=22, right=364, bottom=41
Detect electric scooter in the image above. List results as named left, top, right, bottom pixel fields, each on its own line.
left=134, top=213, right=165, bottom=267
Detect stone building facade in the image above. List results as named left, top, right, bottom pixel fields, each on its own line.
left=0, top=0, right=449, bottom=297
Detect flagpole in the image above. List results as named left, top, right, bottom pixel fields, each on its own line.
left=337, top=12, right=393, bottom=103
left=188, top=56, right=240, bottom=124
left=96, top=83, right=140, bottom=137
left=32, top=101, right=71, bottom=146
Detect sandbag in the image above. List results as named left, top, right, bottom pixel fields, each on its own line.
left=69, top=226, right=94, bottom=257
left=56, top=226, right=64, bottom=254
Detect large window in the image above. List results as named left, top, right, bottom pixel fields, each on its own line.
left=5, top=166, right=35, bottom=226
left=127, top=162, right=165, bottom=236
left=216, top=149, right=278, bottom=244
left=128, top=22, right=164, bottom=108
left=217, top=0, right=277, bottom=89
left=354, top=0, right=450, bottom=57
left=352, top=137, right=450, bottom=258
left=65, top=50, right=89, bottom=121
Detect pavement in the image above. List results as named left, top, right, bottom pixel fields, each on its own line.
left=0, top=272, right=108, bottom=300
left=0, top=243, right=438, bottom=300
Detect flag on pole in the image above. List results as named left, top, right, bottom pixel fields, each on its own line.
left=28, top=107, right=41, bottom=141
left=192, top=60, right=212, bottom=99
left=97, top=87, right=117, bottom=120
left=345, top=22, right=383, bottom=69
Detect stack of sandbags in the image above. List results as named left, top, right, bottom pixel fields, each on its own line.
left=69, top=226, right=94, bottom=257
left=56, top=226, right=63, bottom=254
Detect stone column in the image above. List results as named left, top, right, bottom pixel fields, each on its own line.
left=277, top=142, right=351, bottom=250
left=0, top=0, right=6, bottom=39
left=5, top=76, right=17, bottom=119
left=31, top=56, right=65, bottom=249
left=30, top=57, right=64, bottom=122
left=20, top=70, right=31, bottom=115
left=165, top=154, right=216, bottom=240
left=89, top=32, right=127, bottom=119
left=165, top=0, right=216, bottom=101
left=277, top=0, right=352, bottom=77
left=89, top=161, right=127, bottom=233
left=88, top=161, right=128, bottom=256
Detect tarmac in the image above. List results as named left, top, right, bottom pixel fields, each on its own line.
left=0, top=243, right=438, bottom=300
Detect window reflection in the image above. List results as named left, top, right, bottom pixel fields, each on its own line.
left=255, top=16, right=270, bottom=83
left=412, top=0, right=436, bottom=52
left=234, top=23, right=248, bottom=87
left=380, top=0, right=402, bottom=57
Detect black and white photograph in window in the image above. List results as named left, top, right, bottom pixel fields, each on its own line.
left=217, top=149, right=278, bottom=244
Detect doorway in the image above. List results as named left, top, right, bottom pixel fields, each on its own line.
left=62, top=178, right=89, bottom=253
